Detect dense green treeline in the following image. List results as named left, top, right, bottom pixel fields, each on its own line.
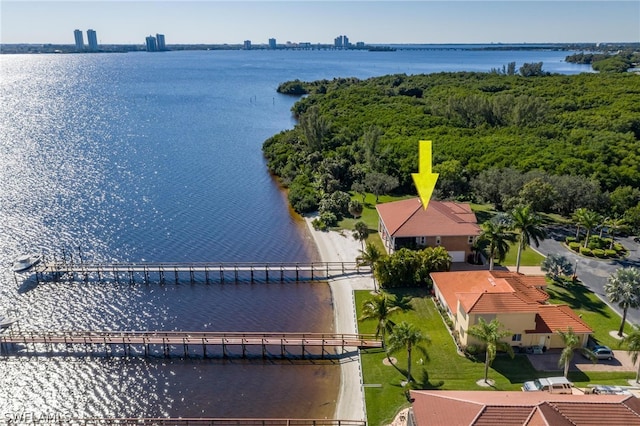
left=263, top=72, right=640, bottom=224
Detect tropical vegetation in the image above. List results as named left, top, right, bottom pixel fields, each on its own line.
left=604, top=267, right=640, bottom=337
left=621, top=326, right=640, bottom=383
left=557, top=327, right=596, bottom=378
left=466, top=317, right=514, bottom=384
left=264, top=72, right=640, bottom=233
left=386, top=321, right=430, bottom=384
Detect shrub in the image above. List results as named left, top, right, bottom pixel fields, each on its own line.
left=580, top=247, right=593, bottom=256
left=569, top=242, right=581, bottom=252
left=605, top=249, right=617, bottom=257
left=565, top=236, right=578, bottom=244
left=319, top=211, right=338, bottom=227
left=311, top=218, right=327, bottom=231
left=592, top=249, right=605, bottom=258
left=614, top=243, right=625, bottom=252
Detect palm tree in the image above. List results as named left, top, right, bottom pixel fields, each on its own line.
left=572, top=208, right=588, bottom=239
left=510, top=205, right=547, bottom=274
left=577, top=209, right=602, bottom=248
left=352, top=221, right=369, bottom=251
left=467, top=318, right=514, bottom=384
left=478, top=220, right=516, bottom=270
left=604, top=217, right=628, bottom=250
left=357, top=242, right=384, bottom=292
left=359, top=292, right=404, bottom=343
left=540, top=253, right=574, bottom=282
left=386, top=321, right=430, bottom=384
left=557, top=327, right=595, bottom=378
left=621, top=326, right=640, bottom=383
left=605, top=267, right=640, bottom=337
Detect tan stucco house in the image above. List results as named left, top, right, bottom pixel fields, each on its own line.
left=375, top=198, right=481, bottom=262
left=431, top=270, right=592, bottom=350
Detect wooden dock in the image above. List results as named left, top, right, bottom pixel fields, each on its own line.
left=39, top=419, right=366, bottom=426
left=31, top=261, right=371, bottom=284
left=0, top=330, right=382, bottom=358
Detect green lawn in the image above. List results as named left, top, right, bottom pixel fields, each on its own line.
left=356, top=286, right=636, bottom=426
left=497, top=242, right=546, bottom=268
left=356, top=289, right=531, bottom=426
left=545, top=280, right=634, bottom=348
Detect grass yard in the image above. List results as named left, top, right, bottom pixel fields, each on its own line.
left=356, top=289, right=532, bottom=426
left=497, top=242, right=546, bottom=267
left=545, top=280, right=634, bottom=348
left=356, top=285, right=636, bottom=426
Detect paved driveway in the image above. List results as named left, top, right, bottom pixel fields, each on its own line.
left=526, top=348, right=637, bottom=373
left=535, top=226, right=640, bottom=326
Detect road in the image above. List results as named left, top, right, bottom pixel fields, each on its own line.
left=534, top=225, right=640, bottom=327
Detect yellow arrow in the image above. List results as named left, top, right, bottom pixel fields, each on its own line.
left=412, top=140, right=439, bottom=210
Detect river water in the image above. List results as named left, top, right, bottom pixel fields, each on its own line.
left=0, top=48, right=590, bottom=419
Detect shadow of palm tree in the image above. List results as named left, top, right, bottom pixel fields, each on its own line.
left=546, top=282, right=609, bottom=317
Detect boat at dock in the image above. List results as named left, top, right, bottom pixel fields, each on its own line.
left=11, top=253, right=42, bottom=272
left=0, top=315, right=18, bottom=329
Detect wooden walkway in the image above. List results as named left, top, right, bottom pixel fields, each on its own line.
left=33, top=419, right=366, bottom=426
left=32, top=261, right=371, bottom=284
left=0, top=330, right=382, bottom=358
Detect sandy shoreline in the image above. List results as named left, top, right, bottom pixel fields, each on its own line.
left=302, top=217, right=375, bottom=422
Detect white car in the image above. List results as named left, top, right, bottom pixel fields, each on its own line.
left=522, top=376, right=573, bottom=394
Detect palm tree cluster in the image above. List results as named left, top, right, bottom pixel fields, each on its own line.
left=477, top=205, right=546, bottom=272
left=572, top=208, right=629, bottom=249
left=359, top=292, right=429, bottom=385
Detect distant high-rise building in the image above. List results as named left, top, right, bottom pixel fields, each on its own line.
left=87, top=29, right=98, bottom=51
left=74, top=29, right=84, bottom=51
left=156, top=33, right=166, bottom=51
left=268, top=38, right=276, bottom=49
left=243, top=40, right=252, bottom=50
left=334, top=35, right=350, bottom=49
left=145, top=35, right=157, bottom=52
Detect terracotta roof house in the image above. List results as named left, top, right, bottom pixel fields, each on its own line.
left=431, top=270, right=592, bottom=350
left=408, top=390, right=640, bottom=426
left=375, top=198, right=481, bottom=262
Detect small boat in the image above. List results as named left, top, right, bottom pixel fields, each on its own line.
left=12, top=253, right=42, bottom=272
left=0, top=315, right=18, bottom=329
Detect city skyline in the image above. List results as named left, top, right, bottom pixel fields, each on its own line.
left=1, top=1, right=638, bottom=45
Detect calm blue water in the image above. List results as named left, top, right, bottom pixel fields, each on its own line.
left=0, top=49, right=591, bottom=419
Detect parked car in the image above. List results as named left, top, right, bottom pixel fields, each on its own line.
left=522, top=376, right=573, bottom=394
left=588, top=345, right=614, bottom=360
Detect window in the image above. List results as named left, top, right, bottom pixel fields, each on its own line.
left=468, top=235, right=475, bottom=244
left=512, top=334, right=522, bottom=342
left=435, top=236, right=441, bottom=246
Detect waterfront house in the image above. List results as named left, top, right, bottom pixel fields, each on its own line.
left=431, top=270, right=592, bottom=350
left=375, top=198, right=481, bottom=262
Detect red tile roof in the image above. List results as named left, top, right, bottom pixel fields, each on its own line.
left=376, top=198, right=480, bottom=237
left=528, top=305, right=593, bottom=334
left=410, top=391, right=640, bottom=426
left=432, top=271, right=547, bottom=315
left=459, top=292, right=541, bottom=314
left=431, top=270, right=592, bottom=335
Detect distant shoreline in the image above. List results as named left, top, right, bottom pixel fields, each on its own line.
left=2, top=42, right=637, bottom=55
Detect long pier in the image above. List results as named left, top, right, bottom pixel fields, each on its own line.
left=31, top=261, right=371, bottom=284
left=23, top=419, right=366, bottom=426
left=0, top=330, right=382, bottom=358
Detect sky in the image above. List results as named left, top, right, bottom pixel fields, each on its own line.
left=1, top=1, right=638, bottom=45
